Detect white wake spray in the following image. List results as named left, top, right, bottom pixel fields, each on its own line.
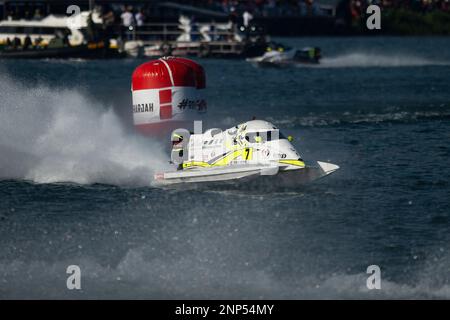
left=319, top=52, right=450, bottom=68
left=0, top=75, right=169, bottom=186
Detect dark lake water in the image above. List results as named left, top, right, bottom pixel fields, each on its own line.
left=1, top=37, right=450, bottom=298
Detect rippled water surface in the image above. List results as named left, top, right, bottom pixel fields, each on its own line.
left=1, top=37, right=450, bottom=298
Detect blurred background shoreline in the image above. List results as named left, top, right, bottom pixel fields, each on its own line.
left=0, top=0, right=449, bottom=37
left=1, top=1, right=450, bottom=300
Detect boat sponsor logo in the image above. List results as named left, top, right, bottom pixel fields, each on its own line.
left=154, top=173, right=164, bottom=180
left=133, top=103, right=154, bottom=113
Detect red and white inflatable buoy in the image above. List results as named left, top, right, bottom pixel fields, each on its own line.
left=131, top=57, right=206, bottom=135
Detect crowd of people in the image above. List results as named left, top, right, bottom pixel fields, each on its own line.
left=375, top=0, right=449, bottom=12
left=98, top=0, right=450, bottom=28
left=4, top=8, right=44, bottom=21
left=178, top=0, right=329, bottom=17
left=349, top=0, right=450, bottom=26
left=98, top=1, right=326, bottom=33
left=0, top=1, right=329, bottom=23
left=1, top=0, right=448, bottom=27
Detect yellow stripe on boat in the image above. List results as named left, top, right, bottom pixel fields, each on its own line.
left=212, top=148, right=252, bottom=166
left=182, top=161, right=210, bottom=168
left=278, top=159, right=305, bottom=167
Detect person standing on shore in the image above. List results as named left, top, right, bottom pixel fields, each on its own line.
left=243, top=9, right=253, bottom=27
left=135, top=9, right=145, bottom=27
left=134, top=9, right=145, bottom=40
left=120, top=6, right=135, bottom=40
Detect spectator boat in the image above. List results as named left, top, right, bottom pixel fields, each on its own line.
left=0, top=10, right=123, bottom=59
left=0, top=10, right=102, bottom=47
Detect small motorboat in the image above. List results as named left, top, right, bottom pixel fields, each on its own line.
left=247, top=42, right=321, bottom=67
left=154, top=120, right=338, bottom=188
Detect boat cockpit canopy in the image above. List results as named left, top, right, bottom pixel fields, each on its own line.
left=245, top=130, right=287, bottom=143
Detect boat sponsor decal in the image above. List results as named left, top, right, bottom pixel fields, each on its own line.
left=182, top=148, right=253, bottom=168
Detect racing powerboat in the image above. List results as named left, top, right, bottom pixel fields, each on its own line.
left=247, top=42, right=321, bottom=67
left=154, top=120, right=338, bottom=188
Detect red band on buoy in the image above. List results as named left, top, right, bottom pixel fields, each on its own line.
left=131, top=57, right=207, bottom=135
